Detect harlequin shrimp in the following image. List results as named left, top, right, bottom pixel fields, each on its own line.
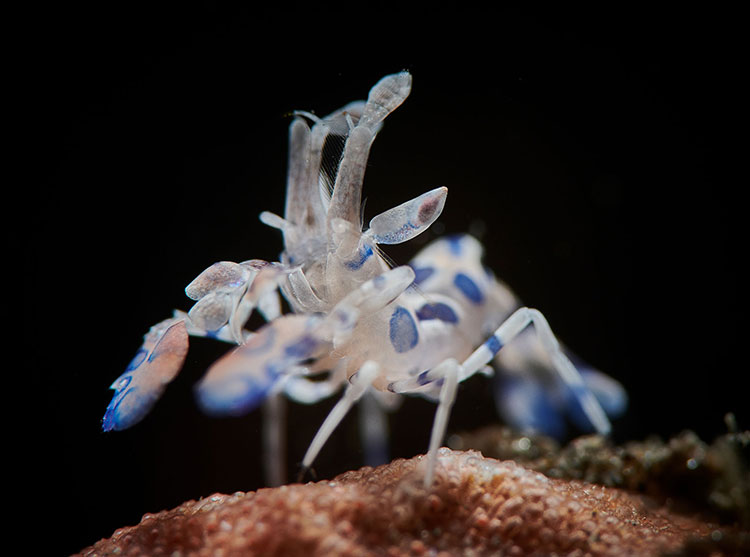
left=103, top=72, right=626, bottom=487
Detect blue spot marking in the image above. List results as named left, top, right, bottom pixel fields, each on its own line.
left=416, top=302, right=458, bottom=323
left=102, top=391, right=124, bottom=431
left=373, top=274, right=386, bottom=288
left=284, top=335, right=318, bottom=358
left=417, top=370, right=431, bottom=385
left=389, top=306, right=419, bottom=353
left=111, top=374, right=132, bottom=392
left=345, top=244, right=374, bottom=270
left=484, top=335, right=502, bottom=355
left=495, top=373, right=567, bottom=439
left=410, top=265, right=434, bottom=285
left=377, top=221, right=417, bottom=244
left=125, top=349, right=148, bottom=372
left=198, top=374, right=276, bottom=417
left=263, top=362, right=284, bottom=382
left=453, top=272, right=484, bottom=304
left=147, top=346, right=160, bottom=363
left=102, top=386, right=141, bottom=431
left=446, top=234, right=463, bottom=256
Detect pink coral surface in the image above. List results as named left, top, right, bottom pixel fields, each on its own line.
left=78, top=449, right=725, bottom=556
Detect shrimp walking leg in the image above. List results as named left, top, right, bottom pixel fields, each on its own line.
left=299, top=361, right=380, bottom=477
left=469, top=308, right=612, bottom=435
left=423, top=358, right=460, bottom=487
left=390, top=307, right=612, bottom=442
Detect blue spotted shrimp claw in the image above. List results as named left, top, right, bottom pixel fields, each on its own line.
left=103, top=317, right=188, bottom=431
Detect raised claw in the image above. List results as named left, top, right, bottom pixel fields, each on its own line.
left=367, top=187, right=448, bottom=245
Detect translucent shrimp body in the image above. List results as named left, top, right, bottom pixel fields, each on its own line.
left=103, top=72, right=626, bottom=487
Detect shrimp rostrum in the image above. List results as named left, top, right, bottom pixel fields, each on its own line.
left=103, top=72, right=626, bottom=487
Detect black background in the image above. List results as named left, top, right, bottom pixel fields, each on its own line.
left=21, top=6, right=744, bottom=555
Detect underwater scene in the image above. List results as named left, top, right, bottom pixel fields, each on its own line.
left=27, top=7, right=746, bottom=556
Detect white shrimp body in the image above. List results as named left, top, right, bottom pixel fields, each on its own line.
left=103, top=72, right=627, bottom=486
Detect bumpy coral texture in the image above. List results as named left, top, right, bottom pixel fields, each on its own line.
left=78, top=449, right=723, bottom=556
